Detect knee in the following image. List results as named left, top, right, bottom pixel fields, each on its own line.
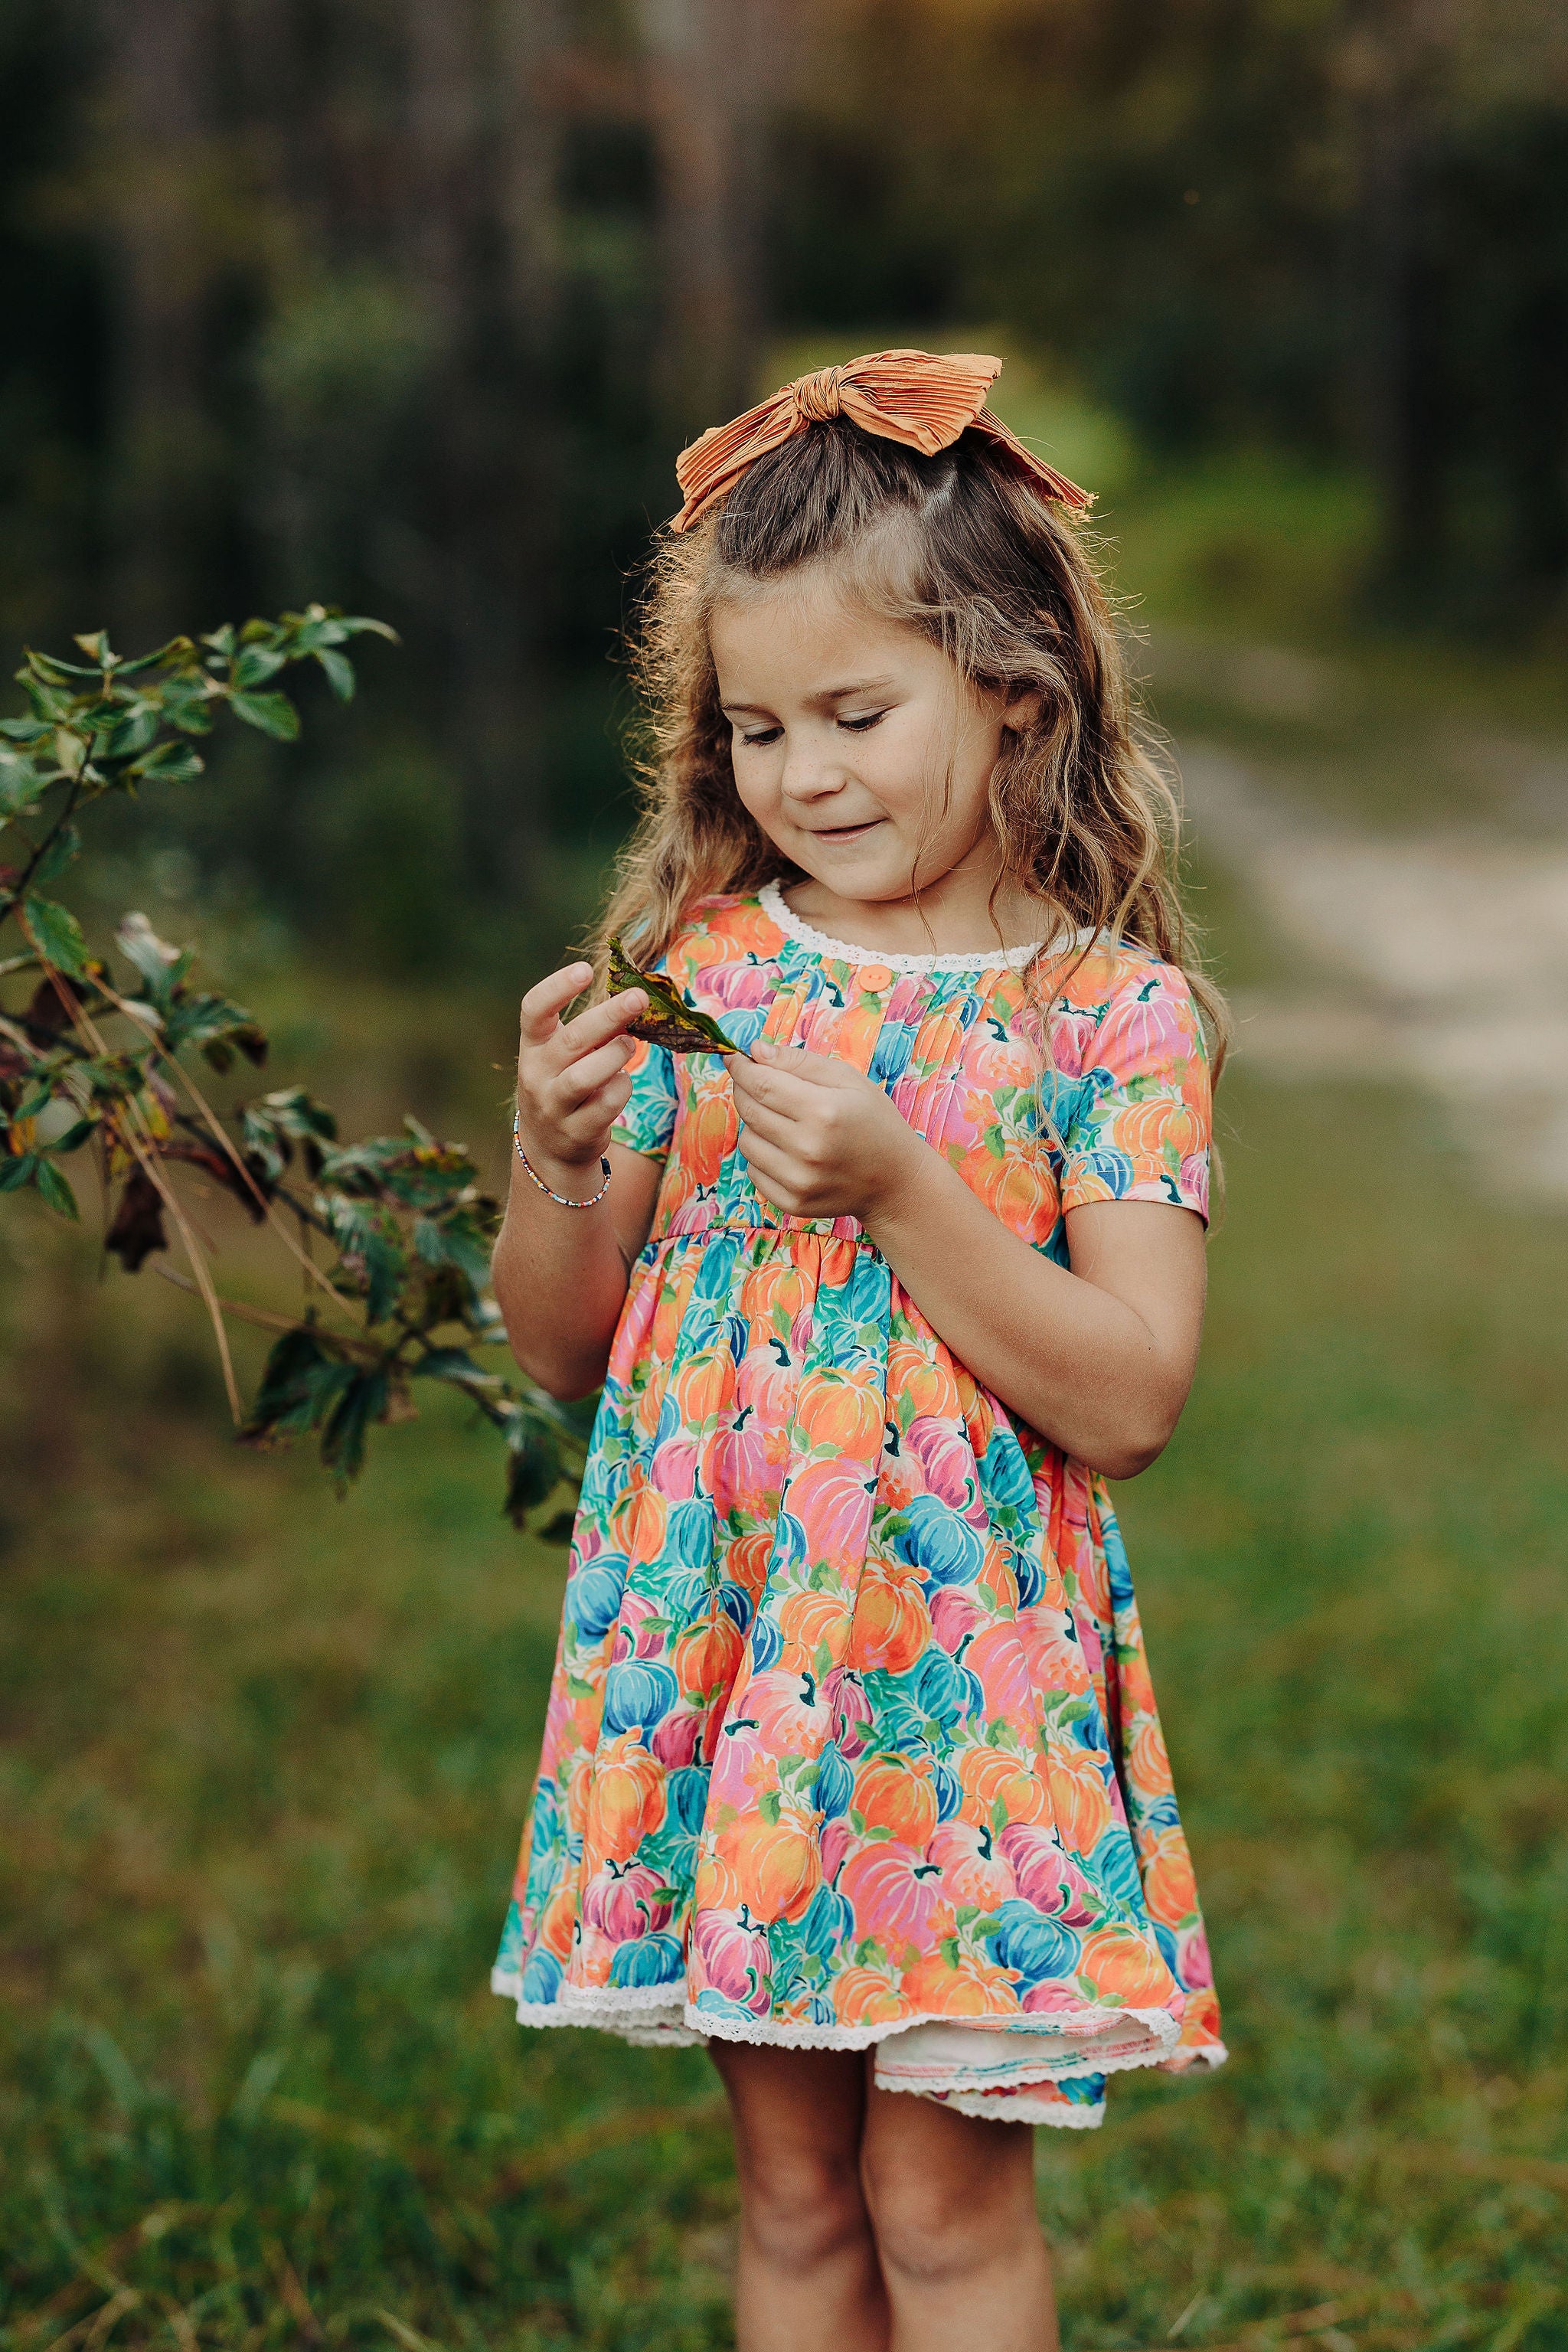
left=736, top=2145, right=871, bottom=2272
left=861, top=2138, right=1038, bottom=2288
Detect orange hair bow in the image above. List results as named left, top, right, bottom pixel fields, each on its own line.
left=671, top=348, right=1092, bottom=532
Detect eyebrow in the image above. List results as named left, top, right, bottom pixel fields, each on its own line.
left=719, top=675, right=897, bottom=717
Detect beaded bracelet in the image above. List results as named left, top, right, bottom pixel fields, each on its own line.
left=512, top=1112, right=612, bottom=1208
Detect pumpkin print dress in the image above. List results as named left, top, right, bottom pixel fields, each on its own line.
left=493, top=884, right=1226, bottom=2126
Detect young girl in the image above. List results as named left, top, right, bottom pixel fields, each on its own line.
left=491, top=350, right=1227, bottom=2351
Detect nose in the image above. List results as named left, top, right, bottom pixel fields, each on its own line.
left=779, top=733, right=848, bottom=808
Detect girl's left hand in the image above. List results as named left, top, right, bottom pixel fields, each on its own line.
left=729, top=1039, right=924, bottom=1223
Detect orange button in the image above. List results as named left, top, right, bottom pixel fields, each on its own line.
left=858, top=962, right=894, bottom=991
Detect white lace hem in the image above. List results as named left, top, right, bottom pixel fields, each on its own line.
left=898, top=2082, right=1106, bottom=2129
left=489, top=1965, right=1206, bottom=2092
left=759, top=880, right=1094, bottom=975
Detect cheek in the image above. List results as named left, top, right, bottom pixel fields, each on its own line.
left=730, top=751, right=780, bottom=831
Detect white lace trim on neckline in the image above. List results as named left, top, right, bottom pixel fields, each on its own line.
left=758, top=880, right=1093, bottom=975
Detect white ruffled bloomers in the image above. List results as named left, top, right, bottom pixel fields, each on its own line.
left=492, top=1966, right=1227, bottom=2128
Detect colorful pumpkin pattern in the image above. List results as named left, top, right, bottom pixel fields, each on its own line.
left=493, top=886, right=1226, bottom=2126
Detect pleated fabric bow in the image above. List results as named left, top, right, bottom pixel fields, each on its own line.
left=671, top=348, right=1092, bottom=532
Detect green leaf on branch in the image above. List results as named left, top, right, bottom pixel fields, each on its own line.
left=99, top=704, right=160, bottom=760
left=152, top=679, right=214, bottom=737
left=240, top=1086, right=338, bottom=1184
left=231, top=647, right=288, bottom=689
left=0, top=1152, right=40, bottom=1194
left=412, top=1208, right=493, bottom=1289
left=315, top=648, right=356, bottom=701
left=316, top=1132, right=481, bottom=1210
left=413, top=1346, right=489, bottom=1386
left=0, top=758, right=50, bottom=817
left=228, top=690, right=301, bottom=742
left=32, top=825, right=82, bottom=885
left=320, top=1364, right=390, bottom=1486
left=243, top=1320, right=403, bottom=1486
left=505, top=1428, right=561, bottom=1525
left=33, top=1158, right=78, bottom=1220
left=242, top=1325, right=351, bottom=1445
left=21, top=895, right=90, bottom=981
left=26, top=650, right=100, bottom=684
left=322, top=1196, right=409, bottom=1325
left=165, top=991, right=268, bottom=1070
left=536, top=1508, right=579, bottom=1545
left=132, top=740, right=205, bottom=783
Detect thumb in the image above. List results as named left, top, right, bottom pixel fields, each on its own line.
left=752, top=1037, right=848, bottom=1085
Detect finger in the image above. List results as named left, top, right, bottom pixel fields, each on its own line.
left=736, top=1129, right=805, bottom=1208
left=555, top=1036, right=635, bottom=1107
left=730, top=1056, right=815, bottom=1120
left=750, top=1038, right=849, bottom=1086
left=520, top=962, right=593, bottom=1045
left=730, top=1092, right=801, bottom=1151
left=544, top=1072, right=634, bottom=1149
left=544, top=988, right=648, bottom=1070
left=559, top=1076, right=633, bottom=1138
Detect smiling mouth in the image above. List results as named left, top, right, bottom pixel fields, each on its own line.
left=810, top=818, right=884, bottom=841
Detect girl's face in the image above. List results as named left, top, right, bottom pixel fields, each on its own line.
left=710, top=572, right=1030, bottom=909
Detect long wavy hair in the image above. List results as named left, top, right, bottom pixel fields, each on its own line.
left=595, top=417, right=1226, bottom=1076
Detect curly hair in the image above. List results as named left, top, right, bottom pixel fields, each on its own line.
left=594, top=417, right=1226, bottom=1077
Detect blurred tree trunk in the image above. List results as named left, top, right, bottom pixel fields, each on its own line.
left=403, top=0, right=564, bottom=905
left=103, top=0, right=217, bottom=641
left=636, top=0, right=789, bottom=435
left=1349, top=0, right=1446, bottom=591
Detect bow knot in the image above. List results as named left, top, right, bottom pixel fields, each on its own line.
left=671, top=347, right=1092, bottom=532
left=793, top=365, right=846, bottom=423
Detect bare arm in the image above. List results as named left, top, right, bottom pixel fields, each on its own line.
left=862, top=1163, right=1204, bottom=1477
left=730, top=1043, right=1205, bottom=1478
left=492, top=963, right=664, bottom=1399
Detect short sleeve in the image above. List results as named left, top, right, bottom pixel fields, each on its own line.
left=610, top=1038, right=678, bottom=1162
left=1060, top=962, right=1212, bottom=1221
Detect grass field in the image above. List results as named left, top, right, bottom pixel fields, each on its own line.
left=5, top=443, right=1568, bottom=2347
left=6, top=903, right=1568, bottom=2350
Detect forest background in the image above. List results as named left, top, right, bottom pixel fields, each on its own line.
left=4, top=3, right=1568, bottom=2350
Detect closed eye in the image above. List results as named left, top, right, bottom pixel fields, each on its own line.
left=838, top=710, right=887, bottom=733
left=737, top=724, right=782, bottom=748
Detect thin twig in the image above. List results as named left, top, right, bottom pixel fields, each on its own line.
left=92, top=966, right=339, bottom=1301
left=0, top=1009, right=43, bottom=1060
left=42, top=967, right=243, bottom=1419
left=151, top=1263, right=381, bottom=1357
left=126, top=1133, right=242, bottom=1418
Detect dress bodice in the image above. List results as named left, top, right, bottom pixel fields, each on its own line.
left=615, top=886, right=1211, bottom=1256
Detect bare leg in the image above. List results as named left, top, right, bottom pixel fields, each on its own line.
left=859, top=2073, right=1057, bottom=2352
left=710, top=2041, right=890, bottom=2352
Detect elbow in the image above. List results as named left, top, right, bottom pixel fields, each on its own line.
left=1094, top=1433, right=1168, bottom=1482
left=511, top=1341, right=609, bottom=1403
left=1081, top=1396, right=1183, bottom=1483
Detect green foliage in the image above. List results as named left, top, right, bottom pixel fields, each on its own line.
left=0, top=612, right=584, bottom=1534
left=3, top=1049, right=1568, bottom=2347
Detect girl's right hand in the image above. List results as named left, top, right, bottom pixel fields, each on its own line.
left=514, top=962, right=647, bottom=1183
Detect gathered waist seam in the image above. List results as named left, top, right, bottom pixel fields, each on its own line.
left=644, top=1217, right=877, bottom=1250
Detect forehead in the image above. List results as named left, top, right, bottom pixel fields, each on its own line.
left=709, top=575, right=943, bottom=699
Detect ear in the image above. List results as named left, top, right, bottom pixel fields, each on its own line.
left=999, top=686, right=1043, bottom=736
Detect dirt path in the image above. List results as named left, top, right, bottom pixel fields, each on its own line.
left=1178, top=742, right=1568, bottom=1203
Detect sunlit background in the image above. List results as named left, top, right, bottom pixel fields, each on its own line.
left=3, top=4, right=1568, bottom=2347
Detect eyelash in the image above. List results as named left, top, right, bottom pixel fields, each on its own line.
left=738, top=712, right=887, bottom=748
